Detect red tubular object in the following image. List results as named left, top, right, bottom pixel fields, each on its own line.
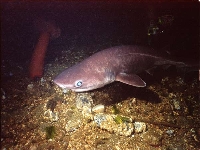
left=29, top=18, right=60, bottom=79
left=29, top=32, right=50, bottom=79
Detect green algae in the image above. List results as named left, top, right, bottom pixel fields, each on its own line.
left=114, top=115, right=130, bottom=124
left=45, top=126, right=56, bottom=139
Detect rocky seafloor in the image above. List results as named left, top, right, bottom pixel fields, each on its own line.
left=1, top=44, right=199, bottom=150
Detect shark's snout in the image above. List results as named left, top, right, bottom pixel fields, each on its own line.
left=53, top=79, right=67, bottom=89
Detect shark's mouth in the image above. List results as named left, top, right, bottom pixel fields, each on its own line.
left=54, top=82, right=96, bottom=92
left=54, top=78, right=110, bottom=92
left=71, top=85, right=102, bottom=92
left=54, top=82, right=68, bottom=89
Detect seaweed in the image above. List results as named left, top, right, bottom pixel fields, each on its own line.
left=45, top=126, right=56, bottom=139
left=114, top=115, right=130, bottom=124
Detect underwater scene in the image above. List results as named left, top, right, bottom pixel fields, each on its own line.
left=1, top=2, right=199, bottom=149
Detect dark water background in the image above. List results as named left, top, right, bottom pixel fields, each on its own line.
left=1, top=2, right=199, bottom=72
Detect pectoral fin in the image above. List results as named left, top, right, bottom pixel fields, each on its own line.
left=116, top=73, right=146, bottom=87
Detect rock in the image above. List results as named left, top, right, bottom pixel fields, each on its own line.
left=173, top=99, right=181, bottom=110
left=92, top=104, right=105, bottom=113
left=166, top=129, right=174, bottom=136
left=134, top=122, right=147, bottom=133
left=94, top=114, right=106, bottom=127
left=44, top=109, right=59, bottom=122
left=94, top=114, right=134, bottom=136
left=76, top=93, right=93, bottom=110
left=27, top=84, right=34, bottom=90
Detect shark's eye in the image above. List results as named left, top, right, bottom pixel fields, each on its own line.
left=75, top=80, right=82, bottom=87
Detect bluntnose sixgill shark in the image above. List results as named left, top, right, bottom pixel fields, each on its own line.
left=53, top=45, right=185, bottom=92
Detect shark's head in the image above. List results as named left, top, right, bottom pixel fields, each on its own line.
left=53, top=64, right=114, bottom=92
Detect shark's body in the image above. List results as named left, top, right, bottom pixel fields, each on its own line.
left=53, top=45, right=185, bottom=92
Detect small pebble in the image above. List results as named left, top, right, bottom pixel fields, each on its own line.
left=134, top=122, right=147, bottom=133
left=62, top=88, right=69, bottom=94
left=166, top=129, right=174, bottom=136
left=92, top=104, right=105, bottom=113
left=173, top=99, right=181, bottom=110
left=27, top=84, right=34, bottom=90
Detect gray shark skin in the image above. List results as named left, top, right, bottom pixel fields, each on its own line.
left=53, top=45, right=185, bottom=92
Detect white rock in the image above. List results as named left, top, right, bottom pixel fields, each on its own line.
left=92, top=104, right=105, bottom=113
left=27, top=84, right=34, bottom=90
left=134, top=122, right=147, bottom=133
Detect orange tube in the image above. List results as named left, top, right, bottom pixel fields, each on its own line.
left=29, top=32, right=50, bottom=79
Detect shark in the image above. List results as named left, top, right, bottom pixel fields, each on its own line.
left=53, top=45, right=186, bottom=92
